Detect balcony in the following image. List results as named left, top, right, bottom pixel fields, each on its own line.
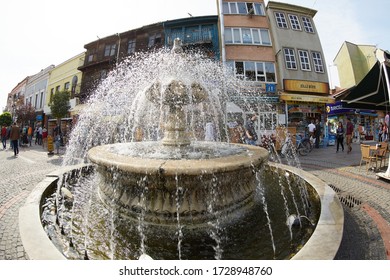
left=166, top=32, right=213, bottom=47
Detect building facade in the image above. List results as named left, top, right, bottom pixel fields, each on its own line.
left=24, top=65, right=55, bottom=125
left=46, top=52, right=84, bottom=136
left=6, top=77, right=29, bottom=122
left=78, top=16, right=220, bottom=103
left=334, top=41, right=377, bottom=89
left=217, top=0, right=278, bottom=138
left=266, top=1, right=332, bottom=139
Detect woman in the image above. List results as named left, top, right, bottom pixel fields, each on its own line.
left=336, top=121, right=344, bottom=153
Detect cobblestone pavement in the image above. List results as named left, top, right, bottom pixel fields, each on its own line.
left=0, top=140, right=389, bottom=260
left=0, top=143, right=64, bottom=260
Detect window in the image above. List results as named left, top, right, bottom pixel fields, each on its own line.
left=288, top=14, right=301, bottom=31
left=148, top=33, right=161, bottom=48
left=254, top=3, right=265, bottom=15
left=302, top=16, right=314, bottom=33
left=242, top=28, right=252, bottom=44
left=284, top=48, right=297, bottom=70
left=265, top=62, right=276, bottom=82
left=229, top=60, right=276, bottom=83
left=223, top=2, right=265, bottom=15
left=298, top=50, right=311, bottom=71
left=39, top=92, right=44, bottom=108
left=237, top=2, right=246, bottom=14
left=35, top=94, right=38, bottom=109
left=64, top=82, right=70, bottom=90
left=127, top=39, right=136, bottom=54
left=244, top=61, right=256, bottom=81
left=55, top=85, right=60, bottom=92
left=275, top=12, right=288, bottom=28
left=87, top=54, right=94, bottom=62
left=104, top=44, right=117, bottom=57
left=312, top=52, right=325, bottom=73
left=224, top=28, right=271, bottom=46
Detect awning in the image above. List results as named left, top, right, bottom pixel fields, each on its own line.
left=342, top=50, right=390, bottom=111
left=280, top=92, right=335, bottom=104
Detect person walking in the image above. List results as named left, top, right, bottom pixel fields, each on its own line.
left=1, top=125, right=7, bottom=149
left=42, top=126, right=48, bottom=148
left=346, top=117, right=354, bottom=153
left=9, top=122, right=20, bottom=157
left=244, top=114, right=258, bottom=146
left=336, top=121, right=344, bottom=152
left=27, top=125, right=33, bottom=146
left=314, top=119, right=321, bottom=148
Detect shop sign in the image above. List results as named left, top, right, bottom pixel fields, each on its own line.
left=266, top=83, right=276, bottom=93
left=36, top=115, right=43, bottom=121
left=326, top=101, right=354, bottom=115
left=283, top=79, right=329, bottom=94
left=280, top=93, right=334, bottom=103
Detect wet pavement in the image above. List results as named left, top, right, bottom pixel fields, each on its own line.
left=0, top=140, right=389, bottom=260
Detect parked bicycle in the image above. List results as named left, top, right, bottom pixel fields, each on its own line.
left=280, top=133, right=311, bottom=158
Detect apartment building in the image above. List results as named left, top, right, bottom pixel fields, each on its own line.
left=266, top=1, right=332, bottom=136
left=217, top=0, right=277, bottom=136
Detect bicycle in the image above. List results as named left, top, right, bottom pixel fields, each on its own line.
left=280, top=133, right=310, bottom=158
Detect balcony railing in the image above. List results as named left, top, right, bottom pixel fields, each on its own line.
left=166, top=32, right=213, bottom=46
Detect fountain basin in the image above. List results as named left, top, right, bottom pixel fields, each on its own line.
left=88, top=142, right=268, bottom=224
left=19, top=162, right=344, bottom=260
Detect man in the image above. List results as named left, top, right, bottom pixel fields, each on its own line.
left=308, top=120, right=316, bottom=138
left=346, top=117, right=354, bottom=153
left=244, top=114, right=258, bottom=146
left=314, top=119, right=321, bottom=148
left=9, top=122, right=20, bottom=157
left=1, top=125, right=7, bottom=149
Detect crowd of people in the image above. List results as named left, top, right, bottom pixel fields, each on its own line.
left=1, top=122, right=62, bottom=157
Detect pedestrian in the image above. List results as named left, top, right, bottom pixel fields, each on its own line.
left=378, top=122, right=384, bottom=142
left=55, top=133, right=61, bottom=154
left=314, top=119, right=321, bottom=148
left=308, top=120, right=316, bottom=138
left=35, top=126, right=39, bottom=145
left=9, top=122, right=20, bottom=157
left=346, top=117, right=354, bottom=153
left=1, top=125, right=7, bottom=149
left=42, top=126, right=48, bottom=148
left=336, top=121, right=344, bottom=152
left=38, top=125, right=43, bottom=145
left=244, top=114, right=258, bottom=146
left=27, top=125, right=33, bottom=146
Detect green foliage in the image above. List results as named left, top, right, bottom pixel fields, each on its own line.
left=0, top=112, right=12, bottom=126
left=49, top=90, right=71, bottom=119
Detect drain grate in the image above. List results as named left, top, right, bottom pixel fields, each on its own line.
left=328, top=184, right=363, bottom=208
left=328, top=184, right=342, bottom=193
left=338, top=193, right=363, bottom=208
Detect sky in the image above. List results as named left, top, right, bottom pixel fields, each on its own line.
left=1, top=0, right=389, bottom=111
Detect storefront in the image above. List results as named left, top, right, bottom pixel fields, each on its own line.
left=279, top=79, right=333, bottom=138
left=326, top=101, right=379, bottom=141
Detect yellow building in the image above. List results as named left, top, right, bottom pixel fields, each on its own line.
left=334, top=41, right=377, bottom=89
left=45, top=52, right=85, bottom=136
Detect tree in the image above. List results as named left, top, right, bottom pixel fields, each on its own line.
left=49, top=90, right=71, bottom=140
left=0, top=112, right=12, bottom=126
left=14, top=103, right=36, bottom=125
left=49, top=90, right=71, bottom=119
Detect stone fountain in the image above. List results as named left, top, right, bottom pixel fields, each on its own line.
left=19, top=39, right=344, bottom=260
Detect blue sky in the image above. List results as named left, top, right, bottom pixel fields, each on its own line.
left=1, top=0, right=389, bottom=111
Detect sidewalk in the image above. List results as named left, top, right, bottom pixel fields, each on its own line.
left=298, top=141, right=390, bottom=260
left=0, top=141, right=389, bottom=260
